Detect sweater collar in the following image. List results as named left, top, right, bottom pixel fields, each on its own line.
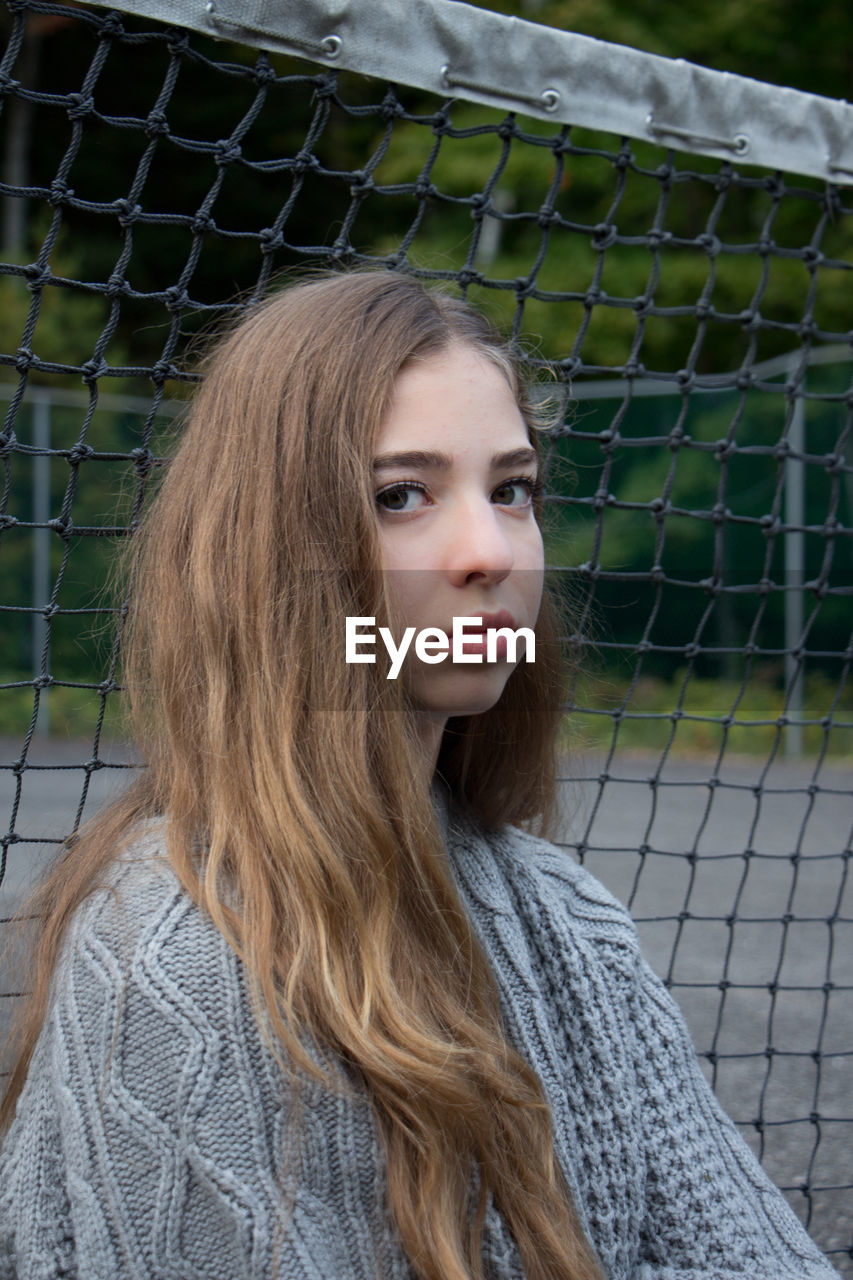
left=430, top=774, right=452, bottom=842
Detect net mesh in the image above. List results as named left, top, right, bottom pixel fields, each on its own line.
left=0, top=0, right=850, bottom=1266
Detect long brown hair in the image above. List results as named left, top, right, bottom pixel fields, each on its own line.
left=2, top=271, right=601, bottom=1280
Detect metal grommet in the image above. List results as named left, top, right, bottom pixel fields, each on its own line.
left=541, top=88, right=560, bottom=112
left=205, top=1, right=239, bottom=35
left=733, top=134, right=750, bottom=155
left=322, top=34, right=342, bottom=58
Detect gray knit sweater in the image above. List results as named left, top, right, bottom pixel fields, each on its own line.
left=0, top=799, right=840, bottom=1280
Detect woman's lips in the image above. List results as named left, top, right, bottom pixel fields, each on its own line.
left=455, top=633, right=509, bottom=659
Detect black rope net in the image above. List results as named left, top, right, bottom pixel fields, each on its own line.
left=0, top=0, right=850, bottom=1267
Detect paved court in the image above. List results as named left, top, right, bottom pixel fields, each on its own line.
left=561, top=749, right=852, bottom=1266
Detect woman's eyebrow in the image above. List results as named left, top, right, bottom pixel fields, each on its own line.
left=373, top=447, right=539, bottom=472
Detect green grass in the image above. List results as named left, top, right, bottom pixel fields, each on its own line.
left=561, top=670, right=853, bottom=758
left=0, top=681, right=128, bottom=743
left=1, top=670, right=849, bottom=759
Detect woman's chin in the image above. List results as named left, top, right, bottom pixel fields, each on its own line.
left=407, top=666, right=514, bottom=720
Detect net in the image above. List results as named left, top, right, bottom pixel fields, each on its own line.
left=0, top=0, right=850, bottom=1267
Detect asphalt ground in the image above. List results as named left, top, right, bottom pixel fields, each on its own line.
left=559, top=749, right=852, bottom=1271
left=1, top=737, right=850, bottom=1271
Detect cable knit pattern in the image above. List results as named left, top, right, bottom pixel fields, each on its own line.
left=0, top=804, right=840, bottom=1280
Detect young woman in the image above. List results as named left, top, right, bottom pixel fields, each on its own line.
left=0, top=271, right=839, bottom=1280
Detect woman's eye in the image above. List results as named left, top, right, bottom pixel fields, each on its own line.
left=375, top=482, right=428, bottom=514
left=492, top=477, right=539, bottom=507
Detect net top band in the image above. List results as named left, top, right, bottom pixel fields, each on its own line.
left=72, top=0, right=853, bottom=186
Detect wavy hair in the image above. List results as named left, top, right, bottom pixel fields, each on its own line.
left=2, top=271, right=601, bottom=1280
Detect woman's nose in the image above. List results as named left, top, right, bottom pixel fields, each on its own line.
left=442, top=499, right=514, bottom=586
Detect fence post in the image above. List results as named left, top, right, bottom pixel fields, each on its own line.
left=784, top=373, right=805, bottom=757
left=32, top=390, right=50, bottom=736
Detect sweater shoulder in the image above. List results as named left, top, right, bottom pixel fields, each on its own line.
left=447, top=807, right=641, bottom=966
left=69, top=816, right=179, bottom=929
left=57, top=820, right=242, bottom=1022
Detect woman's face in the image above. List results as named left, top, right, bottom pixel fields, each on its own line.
left=372, top=342, right=545, bottom=728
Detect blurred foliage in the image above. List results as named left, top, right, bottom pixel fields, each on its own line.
left=0, top=1, right=850, bottom=728
left=0, top=245, right=125, bottom=382
left=0, top=393, right=175, bottom=678
left=542, top=364, right=853, bottom=686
